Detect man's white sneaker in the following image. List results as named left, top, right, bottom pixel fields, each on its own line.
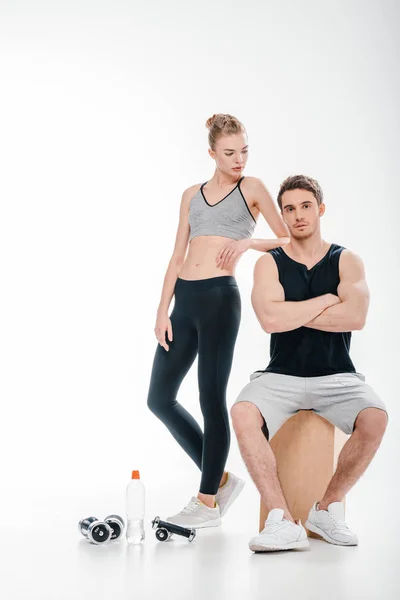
left=305, top=501, right=359, bottom=546
left=249, top=508, right=309, bottom=552
left=166, top=497, right=222, bottom=529
left=215, top=472, right=245, bottom=517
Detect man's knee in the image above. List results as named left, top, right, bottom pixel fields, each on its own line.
left=230, top=402, right=264, bottom=435
left=354, top=407, right=388, bottom=442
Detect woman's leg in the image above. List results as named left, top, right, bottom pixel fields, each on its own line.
left=147, top=306, right=203, bottom=469
left=197, top=283, right=241, bottom=501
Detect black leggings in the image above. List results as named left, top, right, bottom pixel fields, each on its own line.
left=147, top=276, right=241, bottom=494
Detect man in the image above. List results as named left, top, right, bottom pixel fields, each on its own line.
left=231, top=175, right=388, bottom=552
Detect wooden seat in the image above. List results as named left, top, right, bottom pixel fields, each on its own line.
left=259, top=410, right=348, bottom=537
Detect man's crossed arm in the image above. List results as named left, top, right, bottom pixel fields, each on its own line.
left=251, top=250, right=369, bottom=334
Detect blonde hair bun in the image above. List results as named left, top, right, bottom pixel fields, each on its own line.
left=205, top=114, right=245, bottom=149
left=205, top=114, right=218, bottom=129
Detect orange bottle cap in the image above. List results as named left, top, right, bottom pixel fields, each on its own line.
left=131, top=470, right=140, bottom=479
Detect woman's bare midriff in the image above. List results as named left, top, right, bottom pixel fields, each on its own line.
left=178, top=236, right=239, bottom=280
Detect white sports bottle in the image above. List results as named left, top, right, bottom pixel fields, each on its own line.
left=126, top=470, right=145, bottom=544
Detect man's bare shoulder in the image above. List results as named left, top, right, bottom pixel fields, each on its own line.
left=339, top=248, right=366, bottom=278
left=254, top=252, right=279, bottom=281
left=339, top=248, right=364, bottom=266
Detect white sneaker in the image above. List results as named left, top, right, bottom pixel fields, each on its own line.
left=166, top=497, right=222, bottom=529
left=305, top=501, right=359, bottom=546
left=215, top=472, right=245, bottom=517
left=249, top=508, right=309, bottom=552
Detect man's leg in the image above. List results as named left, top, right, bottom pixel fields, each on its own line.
left=318, top=407, right=388, bottom=509
left=230, top=401, right=295, bottom=523
left=310, top=373, right=388, bottom=509
left=306, top=374, right=388, bottom=545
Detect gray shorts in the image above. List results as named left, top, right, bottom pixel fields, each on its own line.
left=233, top=371, right=388, bottom=439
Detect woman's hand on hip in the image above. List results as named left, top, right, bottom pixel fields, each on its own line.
left=155, top=312, right=173, bottom=351
left=216, top=239, right=252, bottom=270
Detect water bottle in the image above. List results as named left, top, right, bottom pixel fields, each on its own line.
left=126, top=470, right=145, bottom=544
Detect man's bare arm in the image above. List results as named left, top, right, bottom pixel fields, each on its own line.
left=305, top=250, right=369, bottom=332
left=251, top=254, right=340, bottom=333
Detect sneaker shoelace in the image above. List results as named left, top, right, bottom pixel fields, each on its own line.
left=262, top=520, right=289, bottom=534
left=328, top=513, right=351, bottom=530
left=181, top=500, right=202, bottom=514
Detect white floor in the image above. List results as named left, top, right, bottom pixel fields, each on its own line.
left=1, top=479, right=398, bottom=600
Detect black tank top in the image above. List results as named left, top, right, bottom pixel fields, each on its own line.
left=262, top=243, right=356, bottom=377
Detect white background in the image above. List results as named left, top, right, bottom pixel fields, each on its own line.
left=0, top=1, right=399, bottom=598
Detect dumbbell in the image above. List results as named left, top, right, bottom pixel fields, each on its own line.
left=151, top=516, right=196, bottom=542
left=79, top=517, right=112, bottom=545
left=104, top=514, right=125, bottom=541
left=78, top=515, right=125, bottom=544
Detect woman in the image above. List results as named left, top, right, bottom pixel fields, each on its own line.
left=147, top=113, right=289, bottom=528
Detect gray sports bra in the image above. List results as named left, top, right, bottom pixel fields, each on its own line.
left=188, top=176, right=256, bottom=241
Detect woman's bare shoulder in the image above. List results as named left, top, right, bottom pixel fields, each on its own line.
left=241, top=176, right=267, bottom=192
left=185, top=182, right=203, bottom=195
left=181, top=182, right=203, bottom=203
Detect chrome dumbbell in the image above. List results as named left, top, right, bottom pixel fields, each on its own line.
left=104, top=514, right=125, bottom=541
left=78, top=517, right=112, bottom=545
left=151, top=516, right=196, bottom=542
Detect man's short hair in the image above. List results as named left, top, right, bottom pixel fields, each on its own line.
left=277, top=175, right=323, bottom=210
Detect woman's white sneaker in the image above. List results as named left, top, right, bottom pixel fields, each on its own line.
left=249, top=509, right=309, bottom=552
left=215, top=472, right=245, bottom=517
left=166, top=497, right=222, bottom=529
left=305, top=501, right=358, bottom=546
